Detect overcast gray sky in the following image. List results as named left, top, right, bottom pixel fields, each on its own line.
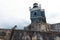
left=0, top=0, right=60, bottom=29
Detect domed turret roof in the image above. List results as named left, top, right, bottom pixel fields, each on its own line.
left=33, top=3, right=38, bottom=6
left=33, top=3, right=38, bottom=8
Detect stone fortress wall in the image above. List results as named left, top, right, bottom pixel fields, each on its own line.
left=0, top=3, right=60, bottom=40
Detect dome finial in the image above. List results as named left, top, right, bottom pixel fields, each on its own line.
left=33, top=3, right=38, bottom=8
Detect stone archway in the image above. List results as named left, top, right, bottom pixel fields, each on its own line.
left=37, top=33, right=43, bottom=40
left=22, top=35, right=31, bottom=40
left=22, top=32, right=31, bottom=40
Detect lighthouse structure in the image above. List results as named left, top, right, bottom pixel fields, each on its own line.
left=29, top=3, right=46, bottom=23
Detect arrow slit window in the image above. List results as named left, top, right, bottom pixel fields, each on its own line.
left=34, top=12, right=37, bottom=16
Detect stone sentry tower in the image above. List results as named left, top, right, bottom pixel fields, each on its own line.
left=29, top=3, right=46, bottom=23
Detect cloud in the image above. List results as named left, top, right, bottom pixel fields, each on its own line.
left=0, top=0, right=60, bottom=28
left=0, top=19, right=31, bottom=29
left=0, top=26, right=4, bottom=28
